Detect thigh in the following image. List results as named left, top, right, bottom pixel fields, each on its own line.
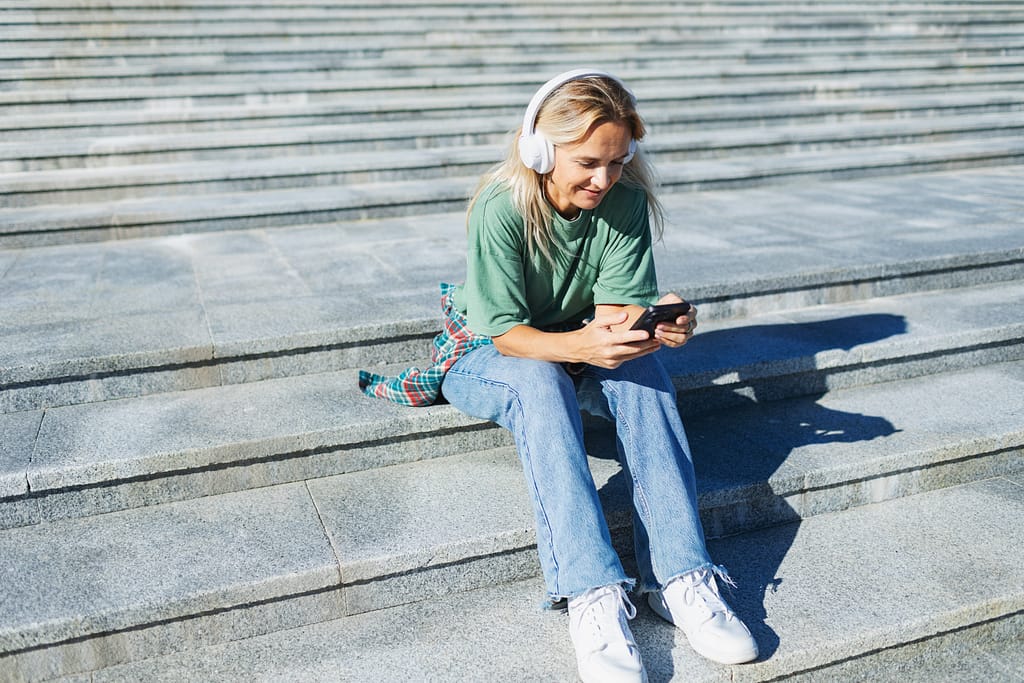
left=441, top=345, right=578, bottom=429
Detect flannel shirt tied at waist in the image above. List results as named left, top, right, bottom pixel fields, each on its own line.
left=358, top=283, right=493, bottom=407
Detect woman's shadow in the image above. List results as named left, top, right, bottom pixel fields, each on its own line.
left=585, top=312, right=907, bottom=680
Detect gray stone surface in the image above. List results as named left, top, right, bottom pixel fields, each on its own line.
left=0, top=411, right=43, bottom=529
left=308, top=448, right=539, bottom=613
left=0, top=411, right=40, bottom=500
left=86, top=476, right=1024, bottom=682
left=711, top=477, right=1024, bottom=681
left=2, top=164, right=1022, bottom=412
left=690, top=360, right=1024, bottom=536
left=0, top=483, right=337, bottom=655
left=27, top=369, right=486, bottom=492
left=1, top=2, right=1022, bottom=679
left=781, top=612, right=1024, bottom=682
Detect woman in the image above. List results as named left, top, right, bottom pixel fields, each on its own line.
left=360, top=68, right=757, bottom=682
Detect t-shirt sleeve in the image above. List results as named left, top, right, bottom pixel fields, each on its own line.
left=592, top=188, right=659, bottom=306
left=462, top=189, right=533, bottom=337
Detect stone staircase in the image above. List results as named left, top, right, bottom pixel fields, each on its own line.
left=1, top=0, right=1023, bottom=681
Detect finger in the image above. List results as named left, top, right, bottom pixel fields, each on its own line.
left=589, top=309, right=629, bottom=328
left=654, top=330, right=689, bottom=347
left=656, top=291, right=684, bottom=305
left=621, top=339, right=661, bottom=356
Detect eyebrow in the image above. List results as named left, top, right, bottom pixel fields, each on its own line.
left=573, top=152, right=629, bottom=163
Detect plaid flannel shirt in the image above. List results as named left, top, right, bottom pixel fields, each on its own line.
left=358, top=283, right=492, bottom=407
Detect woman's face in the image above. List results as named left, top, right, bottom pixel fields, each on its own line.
left=545, top=120, right=633, bottom=220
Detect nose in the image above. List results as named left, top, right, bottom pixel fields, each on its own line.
left=591, top=166, right=611, bottom=188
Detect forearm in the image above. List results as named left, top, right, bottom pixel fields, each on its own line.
left=491, top=304, right=659, bottom=368
left=491, top=324, right=582, bottom=363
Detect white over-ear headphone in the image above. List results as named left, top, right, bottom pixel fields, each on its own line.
left=518, top=68, right=638, bottom=174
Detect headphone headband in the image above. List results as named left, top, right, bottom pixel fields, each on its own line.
left=518, top=68, right=638, bottom=174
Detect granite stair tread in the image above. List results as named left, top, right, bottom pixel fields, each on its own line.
left=3, top=462, right=1022, bottom=681
left=4, top=89, right=1023, bottom=142
left=81, top=475, right=1024, bottom=682
left=2, top=287, right=1022, bottom=527
left=2, top=165, right=1022, bottom=411
left=2, top=138, right=1024, bottom=247
left=3, top=109, right=1022, bottom=186
left=6, top=68, right=1024, bottom=116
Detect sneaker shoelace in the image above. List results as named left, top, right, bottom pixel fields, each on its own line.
left=677, top=566, right=739, bottom=624
left=571, top=585, right=638, bottom=654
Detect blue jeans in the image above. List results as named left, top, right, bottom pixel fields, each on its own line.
left=441, top=344, right=712, bottom=605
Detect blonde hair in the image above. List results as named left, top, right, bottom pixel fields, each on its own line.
left=467, top=74, right=665, bottom=264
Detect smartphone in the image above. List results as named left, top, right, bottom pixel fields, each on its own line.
left=630, top=301, right=692, bottom=336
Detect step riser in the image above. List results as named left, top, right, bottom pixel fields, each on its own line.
left=5, top=76, right=1024, bottom=115
left=0, top=332, right=437, bottom=414
left=0, top=587, right=348, bottom=683
left=4, top=154, right=1022, bottom=249
left=781, top=611, right=1024, bottom=682
left=0, top=132, right=507, bottom=173
left=5, top=43, right=1024, bottom=75
left=0, top=162, right=497, bottom=209
left=5, top=97, right=1024, bottom=142
left=1, top=422, right=511, bottom=531
left=6, top=23, right=1024, bottom=49
left=701, top=444, right=1024, bottom=539
left=677, top=336, right=1024, bottom=416
left=6, top=59, right=1024, bottom=90
left=0, top=195, right=474, bottom=249
left=4, top=122, right=1022, bottom=197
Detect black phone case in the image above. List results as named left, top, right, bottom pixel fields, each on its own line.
left=630, top=302, right=691, bottom=334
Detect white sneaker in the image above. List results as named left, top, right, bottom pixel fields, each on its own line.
left=568, top=584, right=648, bottom=683
left=648, top=567, right=758, bottom=665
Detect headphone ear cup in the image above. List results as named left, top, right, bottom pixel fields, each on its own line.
left=518, top=131, right=556, bottom=174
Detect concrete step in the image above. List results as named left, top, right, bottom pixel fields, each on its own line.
left=3, top=89, right=1022, bottom=141
left=9, top=1, right=1024, bottom=23
left=5, top=32, right=1022, bottom=74
left=75, top=475, right=1024, bottom=683
left=2, top=137, right=1023, bottom=246
left=4, top=35, right=1022, bottom=72
left=1, top=382, right=1021, bottom=680
left=3, top=108, right=1022, bottom=178
left=3, top=279, right=1023, bottom=526
left=7, top=13, right=1023, bottom=45
left=4, top=66, right=1024, bottom=115
left=2, top=164, right=1021, bottom=409
left=4, top=52, right=1024, bottom=89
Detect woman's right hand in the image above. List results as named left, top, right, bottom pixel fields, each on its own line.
left=572, top=309, right=661, bottom=369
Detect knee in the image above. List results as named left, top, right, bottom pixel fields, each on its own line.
left=617, top=354, right=675, bottom=393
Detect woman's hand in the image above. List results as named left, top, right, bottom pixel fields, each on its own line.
left=649, top=292, right=698, bottom=349
left=573, top=309, right=661, bottom=369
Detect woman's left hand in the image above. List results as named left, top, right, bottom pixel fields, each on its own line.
left=652, top=292, right=698, bottom=348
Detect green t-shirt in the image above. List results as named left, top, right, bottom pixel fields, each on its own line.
left=451, top=181, right=659, bottom=337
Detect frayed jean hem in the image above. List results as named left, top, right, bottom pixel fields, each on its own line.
left=635, top=561, right=732, bottom=595
left=541, top=577, right=638, bottom=611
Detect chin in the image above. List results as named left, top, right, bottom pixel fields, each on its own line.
left=576, top=192, right=605, bottom=208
